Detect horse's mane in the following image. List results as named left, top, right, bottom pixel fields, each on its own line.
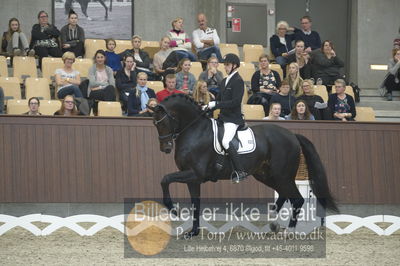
left=163, top=93, right=202, bottom=112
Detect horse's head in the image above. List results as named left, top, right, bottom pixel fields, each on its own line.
left=150, top=104, right=178, bottom=154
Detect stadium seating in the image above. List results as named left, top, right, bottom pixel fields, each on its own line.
left=141, top=41, right=160, bottom=60
left=73, top=58, right=93, bottom=78
left=0, top=55, right=8, bottom=77
left=84, top=39, right=106, bottom=59
left=355, top=107, right=376, bottom=121
left=243, top=44, right=264, bottom=63
left=115, top=40, right=132, bottom=54
left=239, top=62, right=255, bottom=82
left=242, top=104, right=264, bottom=120
left=190, top=62, right=203, bottom=79
left=38, top=100, right=62, bottom=115
left=313, top=85, right=329, bottom=102
left=220, top=43, right=240, bottom=57
left=12, top=56, right=37, bottom=81
left=6, top=99, right=29, bottom=114
left=98, top=101, right=123, bottom=117
left=0, top=77, right=21, bottom=101
left=42, top=57, right=64, bottom=84
left=269, top=64, right=283, bottom=81
left=147, top=81, right=164, bottom=94
left=25, top=78, right=51, bottom=100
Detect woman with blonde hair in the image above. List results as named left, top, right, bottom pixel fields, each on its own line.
left=127, top=72, right=156, bottom=116
left=54, top=95, right=80, bottom=116
left=296, top=79, right=328, bottom=120
left=192, top=80, right=215, bottom=106
left=55, top=51, right=82, bottom=99
left=285, top=62, right=303, bottom=97
left=167, top=17, right=197, bottom=61
left=263, top=102, right=285, bottom=120
left=153, top=36, right=174, bottom=75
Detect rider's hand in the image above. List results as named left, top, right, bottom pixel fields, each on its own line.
left=207, top=101, right=216, bottom=109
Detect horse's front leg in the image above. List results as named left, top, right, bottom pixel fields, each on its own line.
left=160, top=170, right=197, bottom=212
left=185, top=182, right=201, bottom=238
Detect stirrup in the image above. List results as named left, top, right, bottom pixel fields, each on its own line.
left=231, top=170, right=248, bottom=184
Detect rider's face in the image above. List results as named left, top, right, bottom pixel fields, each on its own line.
left=224, top=63, right=233, bottom=74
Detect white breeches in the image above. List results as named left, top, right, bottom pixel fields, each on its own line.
left=222, top=122, right=239, bottom=150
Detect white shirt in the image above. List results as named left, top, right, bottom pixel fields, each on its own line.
left=225, top=70, right=238, bottom=86
left=192, top=27, right=220, bottom=51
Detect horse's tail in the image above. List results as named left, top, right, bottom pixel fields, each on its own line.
left=295, top=134, right=339, bottom=213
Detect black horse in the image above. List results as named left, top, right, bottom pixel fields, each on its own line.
left=65, top=0, right=112, bottom=20
left=150, top=94, right=338, bottom=237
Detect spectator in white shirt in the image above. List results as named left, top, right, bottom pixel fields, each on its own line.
left=192, top=13, right=223, bottom=62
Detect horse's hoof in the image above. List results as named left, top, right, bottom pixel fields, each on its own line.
left=87, top=17, right=93, bottom=21
left=269, top=222, right=280, bottom=233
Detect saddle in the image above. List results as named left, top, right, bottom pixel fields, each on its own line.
left=211, top=118, right=256, bottom=155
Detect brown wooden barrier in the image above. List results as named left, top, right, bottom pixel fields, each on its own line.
left=0, top=116, right=399, bottom=204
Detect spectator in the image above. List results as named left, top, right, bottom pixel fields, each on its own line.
left=263, top=102, right=285, bottom=120
left=294, top=15, right=322, bottom=52
left=270, top=20, right=295, bottom=75
left=192, top=13, right=223, bottom=62
left=296, top=79, right=328, bottom=120
left=153, top=36, right=174, bottom=76
left=105, top=38, right=122, bottom=74
left=394, top=27, right=400, bottom=49
left=60, top=10, right=85, bottom=58
left=55, top=51, right=82, bottom=99
left=88, top=49, right=116, bottom=103
left=116, top=54, right=137, bottom=111
left=2, top=18, right=35, bottom=56
left=284, top=62, right=303, bottom=97
left=0, top=87, right=4, bottom=114
left=175, top=58, right=196, bottom=95
left=119, top=35, right=153, bottom=78
left=30, top=11, right=62, bottom=68
left=382, top=48, right=400, bottom=101
left=312, top=40, right=344, bottom=86
left=198, top=56, right=223, bottom=96
left=127, top=72, right=156, bottom=116
left=156, top=74, right=183, bottom=102
left=192, top=80, right=215, bottom=106
left=54, top=95, right=79, bottom=116
left=328, top=79, right=356, bottom=121
left=167, top=17, right=197, bottom=61
left=136, top=98, right=158, bottom=117
left=23, top=97, right=41, bottom=115
left=270, top=80, right=296, bottom=117
left=250, top=54, right=281, bottom=114
left=287, top=40, right=312, bottom=79
left=286, top=100, right=315, bottom=120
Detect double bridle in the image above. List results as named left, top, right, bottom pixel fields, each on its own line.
left=154, top=104, right=206, bottom=142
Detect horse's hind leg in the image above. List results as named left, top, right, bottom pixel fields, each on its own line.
left=77, top=0, right=89, bottom=17
left=97, top=0, right=109, bottom=20
left=253, top=173, right=287, bottom=213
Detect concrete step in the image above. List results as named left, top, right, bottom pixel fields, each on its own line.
left=376, top=117, right=400, bottom=122
left=374, top=110, right=400, bottom=117
left=357, top=99, right=400, bottom=110
left=360, top=88, right=400, bottom=97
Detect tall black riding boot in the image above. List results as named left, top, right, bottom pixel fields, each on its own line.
left=227, top=143, right=248, bottom=184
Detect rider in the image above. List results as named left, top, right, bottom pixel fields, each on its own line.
left=204, top=53, right=248, bottom=183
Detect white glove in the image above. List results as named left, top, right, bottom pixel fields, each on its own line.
left=208, top=101, right=216, bottom=109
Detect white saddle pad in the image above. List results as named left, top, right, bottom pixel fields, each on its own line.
left=211, top=119, right=256, bottom=155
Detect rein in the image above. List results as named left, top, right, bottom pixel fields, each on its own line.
left=155, top=104, right=207, bottom=141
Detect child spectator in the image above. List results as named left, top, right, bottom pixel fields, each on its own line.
left=105, top=38, right=122, bottom=74
left=175, top=58, right=196, bottom=95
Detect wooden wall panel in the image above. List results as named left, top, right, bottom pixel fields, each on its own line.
left=0, top=116, right=400, bottom=204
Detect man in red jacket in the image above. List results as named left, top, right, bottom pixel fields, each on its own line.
left=156, top=74, right=183, bottom=102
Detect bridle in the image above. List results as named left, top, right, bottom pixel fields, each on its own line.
left=154, top=104, right=207, bottom=142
